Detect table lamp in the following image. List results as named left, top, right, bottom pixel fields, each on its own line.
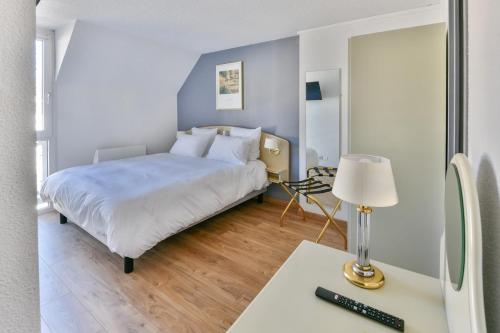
left=332, top=154, right=398, bottom=289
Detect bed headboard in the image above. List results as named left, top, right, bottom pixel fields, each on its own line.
left=184, top=126, right=289, bottom=180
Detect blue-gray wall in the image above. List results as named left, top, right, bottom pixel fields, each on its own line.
left=178, top=36, right=299, bottom=198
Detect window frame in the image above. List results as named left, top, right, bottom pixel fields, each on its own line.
left=36, top=28, right=54, bottom=142
left=36, top=28, right=55, bottom=213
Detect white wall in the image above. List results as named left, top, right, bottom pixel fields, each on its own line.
left=0, top=1, right=40, bottom=332
left=53, top=21, right=199, bottom=170
left=468, top=1, right=500, bottom=331
left=298, top=5, right=445, bottom=232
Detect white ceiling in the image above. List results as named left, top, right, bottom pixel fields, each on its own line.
left=36, top=0, right=440, bottom=54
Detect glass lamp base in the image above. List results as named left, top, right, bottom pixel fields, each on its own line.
left=343, top=260, right=385, bottom=289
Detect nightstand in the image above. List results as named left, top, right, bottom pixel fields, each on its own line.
left=228, top=241, right=448, bottom=332
left=266, top=168, right=288, bottom=183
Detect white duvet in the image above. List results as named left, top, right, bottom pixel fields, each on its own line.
left=40, top=153, right=268, bottom=258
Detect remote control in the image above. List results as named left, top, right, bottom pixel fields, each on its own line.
left=315, top=286, right=405, bottom=332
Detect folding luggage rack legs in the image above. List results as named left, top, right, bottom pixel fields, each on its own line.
left=279, top=178, right=347, bottom=250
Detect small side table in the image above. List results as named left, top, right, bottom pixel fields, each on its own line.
left=266, top=167, right=288, bottom=184
left=228, top=241, right=448, bottom=333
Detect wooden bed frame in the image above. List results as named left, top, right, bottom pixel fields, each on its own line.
left=58, top=126, right=290, bottom=273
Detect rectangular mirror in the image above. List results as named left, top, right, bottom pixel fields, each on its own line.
left=305, top=69, right=341, bottom=170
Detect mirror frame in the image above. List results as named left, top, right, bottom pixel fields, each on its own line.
left=443, top=154, right=485, bottom=333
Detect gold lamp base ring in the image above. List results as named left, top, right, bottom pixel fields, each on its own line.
left=343, top=260, right=385, bottom=290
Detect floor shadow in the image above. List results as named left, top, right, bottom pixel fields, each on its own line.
left=477, top=155, right=500, bottom=332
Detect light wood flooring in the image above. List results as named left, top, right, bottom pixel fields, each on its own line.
left=38, top=198, right=347, bottom=333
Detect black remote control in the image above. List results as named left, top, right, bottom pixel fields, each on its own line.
left=315, top=286, right=405, bottom=332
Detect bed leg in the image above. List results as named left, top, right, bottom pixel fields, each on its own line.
left=60, top=214, right=67, bottom=224
left=124, top=257, right=134, bottom=274
left=257, top=193, right=264, bottom=204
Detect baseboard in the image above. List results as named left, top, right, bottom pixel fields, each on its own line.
left=263, top=195, right=347, bottom=227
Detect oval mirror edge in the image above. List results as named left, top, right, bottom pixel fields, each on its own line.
left=444, top=153, right=486, bottom=333
left=445, top=163, right=466, bottom=290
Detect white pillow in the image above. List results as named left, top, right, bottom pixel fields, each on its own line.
left=191, top=127, right=218, bottom=139
left=169, top=134, right=212, bottom=158
left=191, top=127, right=218, bottom=154
left=206, top=135, right=251, bottom=165
left=230, top=127, right=261, bottom=160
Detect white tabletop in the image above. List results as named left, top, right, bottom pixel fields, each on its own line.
left=229, top=240, right=448, bottom=333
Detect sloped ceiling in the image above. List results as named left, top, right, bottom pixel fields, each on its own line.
left=54, top=20, right=75, bottom=78
left=36, top=0, right=439, bottom=54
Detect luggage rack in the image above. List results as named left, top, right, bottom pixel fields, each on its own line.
left=279, top=167, right=347, bottom=249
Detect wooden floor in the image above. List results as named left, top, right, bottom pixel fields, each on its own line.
left=38, top=198, right=347, bottom=333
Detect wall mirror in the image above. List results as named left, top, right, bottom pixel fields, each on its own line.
left=445, top=162, right=465, bottom=290
left=443, top=154, right=486, bottom=333
left=305, top=69, right=341, bottom=171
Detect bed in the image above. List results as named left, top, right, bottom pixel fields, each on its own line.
left=40, top=126, right=289, bottom=273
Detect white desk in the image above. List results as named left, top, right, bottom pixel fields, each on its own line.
left=229, top=241, right=448, bottom=333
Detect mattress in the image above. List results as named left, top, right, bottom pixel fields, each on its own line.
left=40, top=153, right=268, bottom=258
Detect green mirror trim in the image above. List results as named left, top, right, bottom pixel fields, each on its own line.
left=446, top=164, right=466, bottom=290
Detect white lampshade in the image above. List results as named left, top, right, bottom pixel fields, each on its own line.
left=332, top=154, right=398, bottom=207
left=264, top=138, right=279, bottom=150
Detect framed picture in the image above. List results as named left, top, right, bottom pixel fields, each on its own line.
left=216, top=61, right=243, bottom=110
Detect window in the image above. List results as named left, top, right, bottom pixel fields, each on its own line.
left=36, top=29, right=54, bottom=211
